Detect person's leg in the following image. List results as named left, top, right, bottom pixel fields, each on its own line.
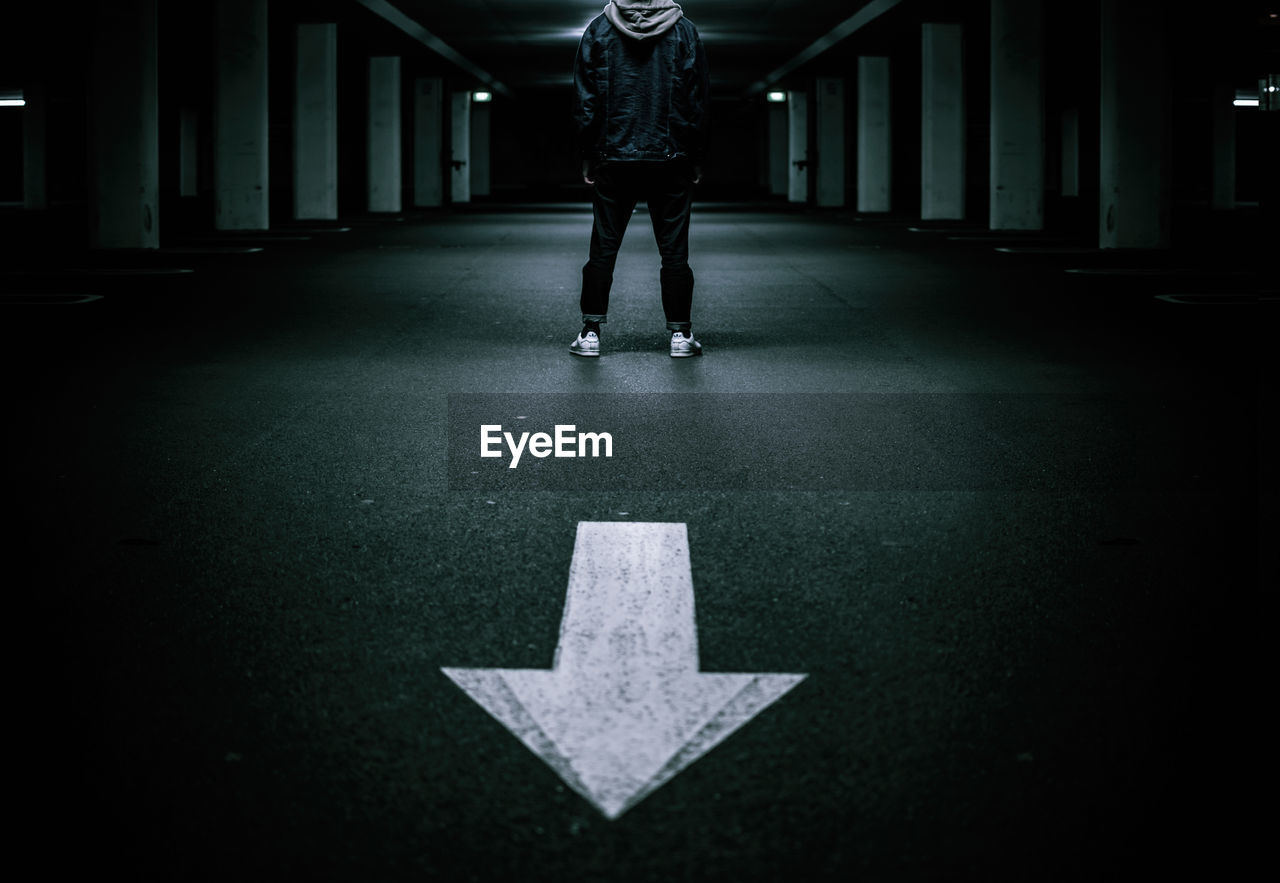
left=646, top=161, right=696, bottom=334
left=581, top=163, right=639, bottom=327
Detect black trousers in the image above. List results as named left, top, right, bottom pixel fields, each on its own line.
left=580, top=159, right=696, bottom=332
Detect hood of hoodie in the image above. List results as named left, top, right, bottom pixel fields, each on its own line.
left=604, top=0, right=684, bottom=40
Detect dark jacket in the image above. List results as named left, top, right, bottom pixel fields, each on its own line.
left=572, top=13, right=709, bottom=164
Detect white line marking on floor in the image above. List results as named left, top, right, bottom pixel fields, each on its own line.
left=442, top=521, right=807, bottom=820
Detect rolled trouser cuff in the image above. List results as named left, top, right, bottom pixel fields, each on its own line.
left=581, top=313, right=608, bottom=324
left=666, top=320, right=692, bottom=333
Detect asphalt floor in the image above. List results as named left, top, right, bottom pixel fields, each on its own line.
left=3, top=203, right=1272, bottom=880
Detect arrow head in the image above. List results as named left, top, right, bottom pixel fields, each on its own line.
left=443, top=666, right=806, bottom=819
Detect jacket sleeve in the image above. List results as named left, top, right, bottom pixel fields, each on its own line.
left=687, top=30, right=710, bottom=163
left=572, top=30, right=602, bottom=161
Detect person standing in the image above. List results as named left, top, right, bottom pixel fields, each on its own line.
left=570, top=1, right=710, bottom=358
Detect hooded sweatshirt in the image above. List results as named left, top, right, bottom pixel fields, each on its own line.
left=604, top=0, right=684, bottom=40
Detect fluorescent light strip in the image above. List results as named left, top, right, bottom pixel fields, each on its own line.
left=0, top=99, right=26, bottom=107
left=746, top=0, right=905, bottom=97
left=1234, top=99, right=1260, bottom=106
left=352, top=0, right=509, bottom=98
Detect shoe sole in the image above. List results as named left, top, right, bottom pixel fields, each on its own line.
left=670, top=347, right=702, bottom=358
left=569, top=348, right=599, bottom=357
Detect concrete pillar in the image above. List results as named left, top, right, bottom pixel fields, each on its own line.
left=367, top=56, right=402, bottom=213
left=22, top=81, right=48, bottom=210
left=413, top=77, right=443, bottom=207
left=89, top=0, right=159, bottom=248
left=451, top=91, right=471, bottom=204
left=857, top=56, right=891, bottom=213
left=179, top=107, right=198, bottom=198
left=787, top=89, right=808, bottom=203
left=989, top=0, right=1044, bottom=229
left=471, top=100, right=490, bottom=197
left=815, top=77, right=845, bottom=207
left=294, top=23, right=337, bottom=219
left=214, top=0, right=269, bottom=231
left=768, top=102, right=787, bottom=196
left=1099, top=0, right=1170, bottom=248
left=1060, top=107, right=1079, bottom=198
left=1209, top=81, right=1235, bottom=210
left=920, top=22, right=965, bottom=220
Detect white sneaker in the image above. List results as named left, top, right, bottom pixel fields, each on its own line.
left=670, top=331, right=702, bottom=358
left=570, top=330, right=600, bottom=357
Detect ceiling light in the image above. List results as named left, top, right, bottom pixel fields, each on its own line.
left=0, top=99, right=26, bottom=107
left=766, top=91, right=786, bottom=103
left=472, top=91, right=492, bottom=103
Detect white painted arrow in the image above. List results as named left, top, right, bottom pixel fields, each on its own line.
left=442, top=522, right=806, bottom=820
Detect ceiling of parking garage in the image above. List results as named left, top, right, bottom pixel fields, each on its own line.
left=379, top=0, right=891, bottom=94
left=358, top=0, right=1280, bottom=99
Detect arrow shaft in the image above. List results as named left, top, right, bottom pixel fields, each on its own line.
left=554, top=522, right=699, bottom=675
